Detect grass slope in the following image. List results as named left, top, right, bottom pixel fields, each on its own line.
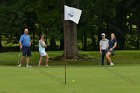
left=0, top=50, right=140, bottom=66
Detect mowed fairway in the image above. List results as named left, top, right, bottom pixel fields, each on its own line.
left=0, top=66, right=140, bottom=93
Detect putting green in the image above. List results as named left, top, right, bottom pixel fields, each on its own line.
left=0, top=65, right=140, bottom=93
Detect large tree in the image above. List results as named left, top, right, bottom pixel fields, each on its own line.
left=63, top=0, right=79, bottom=59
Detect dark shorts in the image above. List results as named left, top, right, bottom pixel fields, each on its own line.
left=22, top=46, right=31, bottom=56
left=107, top=49, right=115, bottom=56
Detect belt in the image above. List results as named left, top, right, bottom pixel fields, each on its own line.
left=23, top=46, right=30, bottom=48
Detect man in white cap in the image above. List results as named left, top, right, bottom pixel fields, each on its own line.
left=99, top=33, right=109, bottom=65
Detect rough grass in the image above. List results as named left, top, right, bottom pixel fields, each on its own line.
left=0, top=50, right=140, bottom=66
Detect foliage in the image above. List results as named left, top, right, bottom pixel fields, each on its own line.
left=0, top=0, right=140, bottom=50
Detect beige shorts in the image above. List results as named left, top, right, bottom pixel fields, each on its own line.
left=40, top=51, right=47, bottom=57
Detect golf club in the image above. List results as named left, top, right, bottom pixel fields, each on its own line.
left=17, top=50, right=21, bottom=66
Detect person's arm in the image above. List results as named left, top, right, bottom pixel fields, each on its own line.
left=45, top=42, right=47, bottom=48
left=19, top=36, right=23, bottom=50
left=110, top=42, right=117, bottom=51
left=99, top=41, right=102, bottom=54
left=106, top=40, right=109, bottom=50
left=99, top=45, right=102, bottom=54
left=19, top=42, right=22, bottom=50
left=112, top=42, right=117, bottom=49
left=40, top=40, right=47, bottom=47
left=30, top=36, right=31, bottom=46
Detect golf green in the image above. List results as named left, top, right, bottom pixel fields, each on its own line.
left=0, top=66, right=140, bottom=93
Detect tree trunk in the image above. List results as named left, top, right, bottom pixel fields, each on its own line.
left=33, top=30, right=35, bottom=49
left=116, top=2, right=126, bottom=50
left=64, top=0, right=79, bottom=59
left=82, top=32, right=87, bottom=50
left=50, top=36, right=57, bottom=50
left=31, top=26, right=35, bottom=50
left=137, top=23, right=140, bottom=50
left=0, top=34, right=2, bottom=50
left=60, top=37, right=64, bottom=50
left=64, top=21, right=78, bottom=58
left=91, top=35, right=96, bottom=50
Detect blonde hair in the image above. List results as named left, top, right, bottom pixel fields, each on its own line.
left=111, top=33, right=116, bottom=40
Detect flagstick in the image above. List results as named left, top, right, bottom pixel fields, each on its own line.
left=64, top=52, right=67, bottom=85
left=64, top=22, right=67, bottom=84
left=63, top=4, right=67, bottom=84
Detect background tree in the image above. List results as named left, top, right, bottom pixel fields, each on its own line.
left=63, top=0, right=80, bottom=58
left=0, top=0, right=140, bottom=52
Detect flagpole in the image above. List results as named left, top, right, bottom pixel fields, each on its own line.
left=64, top=20, right=67, bottom=84
left=62, top=0, right=67, bottom=84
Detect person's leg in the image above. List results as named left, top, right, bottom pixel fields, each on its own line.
left=26, top=48, right=31, bottom=67
left=107, top=61, right=110, bottom=65
left=39, top=56, right=43, bottom=66
left=106, top=52, right=114, bottom=65
left=18, top=56, right=25, bottom=66
left=18, top=48, right=26, bottom=67
left=101, top=50, right=105, bottom=65
left=106, top=52, right=111, bottom=63
left=26, top=56, right=30, bottom=66
left=46, top=54, right=49, bottom=66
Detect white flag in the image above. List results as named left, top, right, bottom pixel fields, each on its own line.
left=64, top=5, right=82, bottom=24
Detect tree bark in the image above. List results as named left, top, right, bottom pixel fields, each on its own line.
left=82, top=32, right=87, bottom=50
left=91, top=35, right=97, bottom=50
left=0, top=34, right=2, bottom=50
left=64, top=21, right=78, bottom=58
left=64, top=0, right=79, bottom=59
left=60, top=37, right=64, bottom=50
left=116, top=2, right=126, bottom=50
left=137, top=23, right=140, bottom=50
left=50, top=36, right=57, bottom=50
left=32, top=29, right=35, bottom=50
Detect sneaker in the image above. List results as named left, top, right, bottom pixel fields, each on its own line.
left=27, top=65, right=32, bottom=67
left=46, top=65, right=49, bottom=67
left=38, top=61, right=41, bottom=66
left=17, top=64, right=21, bottom=67
left=110, top=63, right=114, bottom=66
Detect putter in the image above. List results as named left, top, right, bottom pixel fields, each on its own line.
left=17, top=51, right=21, bottom=66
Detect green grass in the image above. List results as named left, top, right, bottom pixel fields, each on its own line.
left=0, top=66, right=140, bottom=93
left=0, top=50, right=140, bottom=93
left=0, top=50, right=140, bottom=66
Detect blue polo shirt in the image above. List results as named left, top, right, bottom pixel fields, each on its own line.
left=19, top=34, right=31, bottom=47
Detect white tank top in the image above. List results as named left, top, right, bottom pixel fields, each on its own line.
left=39, top=40, right=45, bottom=53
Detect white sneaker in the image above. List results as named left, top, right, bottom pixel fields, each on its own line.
left=18, top=64, right=21, bottom=67
left=38, top=61, right=41, bottom=66
left=110, top=63, right=114, bottom=66
left=46, top=65, right=49, bottom=67
left=27, top=65, right=32, bottom=67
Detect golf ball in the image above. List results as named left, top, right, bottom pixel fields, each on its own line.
left=72, top=80, right=74, bottom=82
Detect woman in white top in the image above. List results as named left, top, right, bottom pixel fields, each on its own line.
left=39, top=35, right=49, bottom=66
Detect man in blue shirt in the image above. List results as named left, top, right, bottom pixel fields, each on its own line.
left=18, top=28, right=32, bottom=67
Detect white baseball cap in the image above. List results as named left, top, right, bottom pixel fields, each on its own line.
left=101, top=33, right=105, bottom=36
